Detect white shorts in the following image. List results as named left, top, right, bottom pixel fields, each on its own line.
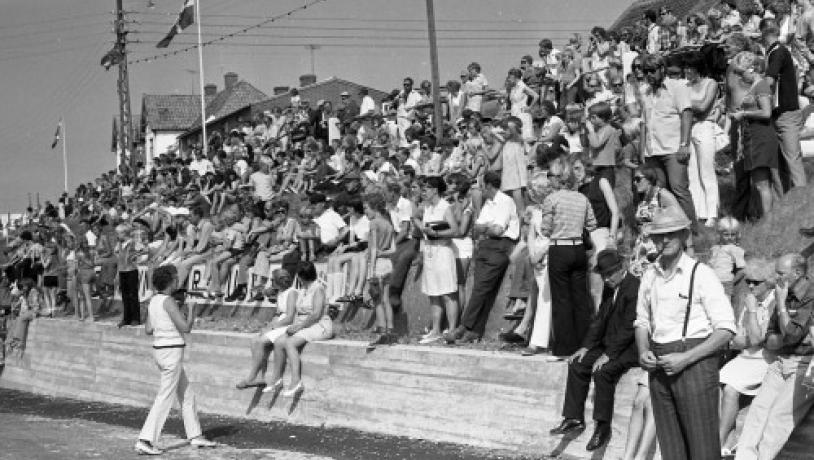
left=452, top=237, right=474, bottom=260
left=373, top=258, right=393, bottom=279
left=720, top=354, right=772, bottom=396
left=293, top=315, right=333, bottom=342
left=264, top=326, right=289, bottom=343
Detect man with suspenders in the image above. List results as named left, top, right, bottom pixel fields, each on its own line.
left=634, top=206, right=736, bottom=460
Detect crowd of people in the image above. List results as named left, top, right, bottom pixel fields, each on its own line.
left=2, top=0, right=814, bottom=457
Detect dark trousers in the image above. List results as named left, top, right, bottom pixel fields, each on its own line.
left=562, top=347, right=636, bottom=423
left=644, top=154, right=697, bottom=223
left=461, top=239, right=513, bottom=336
left=649, top=338, right=721, bottom=460
left=548, top=244, right=592, bottom=356
left=119, top=270, right=140, bottom=325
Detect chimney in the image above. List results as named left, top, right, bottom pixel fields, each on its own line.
left=224, top=72, right=238, bottom=90
left=273, top=86, right=290, bottom=96
left=204, top=84, right=217, bottom=97
left=299, top=74, right=317, bottom=87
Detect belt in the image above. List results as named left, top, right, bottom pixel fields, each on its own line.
left=478, top=236, right=516, bottom=242
left=550, top=238, right=582, bottom=246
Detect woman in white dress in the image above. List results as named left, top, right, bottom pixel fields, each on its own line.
left=415, top=176, right=460, bottom=344
left=507, top=68, right=540, bottom=146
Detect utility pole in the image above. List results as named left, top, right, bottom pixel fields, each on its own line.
left=425, top=0, right=443, bottom=140
left=115, top=0, right=135, bottom=178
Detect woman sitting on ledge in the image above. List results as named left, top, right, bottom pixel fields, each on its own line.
left=263, top=261, right=333, bottom=398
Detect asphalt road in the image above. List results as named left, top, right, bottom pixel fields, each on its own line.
left=0, top=388, right=541, bottom=460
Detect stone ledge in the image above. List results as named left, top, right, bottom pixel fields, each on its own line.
left=10, top=319, right=811, bottom=459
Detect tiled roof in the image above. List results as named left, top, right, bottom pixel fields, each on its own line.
left=610, top=0, right=747, bottom=31
left=187, top=80, right=269, bottom=132
left=252, top=77, right=390, bottom=115
left=141, top=95, right=201, bottom=132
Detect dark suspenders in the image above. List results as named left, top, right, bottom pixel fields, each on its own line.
left=681, top=262, right=700, bottom=341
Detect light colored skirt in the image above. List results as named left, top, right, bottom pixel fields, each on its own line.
left=421, top=241, right=458, bottom=296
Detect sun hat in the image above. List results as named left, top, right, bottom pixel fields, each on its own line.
left=643, top=206, right=691, bottom=235
left=594, top=248, right=625, bottom=275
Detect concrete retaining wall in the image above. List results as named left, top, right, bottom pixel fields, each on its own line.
left=6, top=319, right=811, bottom=459
left=2, top=318, right=642, bottom=458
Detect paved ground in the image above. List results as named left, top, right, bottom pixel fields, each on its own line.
left=0, top=388, right=543, bottom=460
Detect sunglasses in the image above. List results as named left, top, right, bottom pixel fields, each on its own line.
left=642, top=67, right=660, bottom=75
left=745, top=279, right=763, bottom=287
left=547, top=172, right=561, bottom=179
left=421, top=145, right=430, bottom=150
left=633, top=175, right=645, bottom=183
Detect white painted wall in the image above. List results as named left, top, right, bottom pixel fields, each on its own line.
left=144, top=126, right=184, bottom=170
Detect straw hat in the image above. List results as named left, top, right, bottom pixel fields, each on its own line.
left=643, top=206, right=691, bottom=235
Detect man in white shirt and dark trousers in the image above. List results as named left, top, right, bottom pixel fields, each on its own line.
left=634, top=207, right=736, bottom=460
left=445, top=172, right=519, bottom=344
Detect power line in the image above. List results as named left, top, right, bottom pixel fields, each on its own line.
left=0, top=12, right=109, bottom=31
left=128, top=0, right=329, bottom=64
left=131, top=23, right=591, bottom=33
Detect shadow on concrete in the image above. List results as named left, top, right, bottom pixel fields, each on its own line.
left=590, top=441, right=609, bottom=460
left=548, top=430, right=584, bottom=458
left=245, top=387, right=265, bottom=415
left=288, top=391, right=303, bottom=415
left=161, top=440, right=192, bottom=452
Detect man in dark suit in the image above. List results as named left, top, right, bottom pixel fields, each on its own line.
left=550, top=248, right=640, bottom=451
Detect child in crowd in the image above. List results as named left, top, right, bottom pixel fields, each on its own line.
left=40, top=243, right=60, bottom=317
left=585, top=101, right=620, bottom=183
left=114, top=223, right=142, bottom=327
left=76, top=239, right=96, bottom=321
left=6, top=277, right=41, bottom=356
left=708, top=217, right=746, bottom=300
left=561, top=105, right=586, bottom=155
left=295, top=206, right=318, bottom=262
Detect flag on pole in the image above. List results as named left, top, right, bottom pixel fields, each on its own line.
left=156, top=0, right=195, bottom=48
left=51, top=119, right=62, bottom=149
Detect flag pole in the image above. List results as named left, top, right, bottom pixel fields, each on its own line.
left=62, top=119, right=69, bottom=193
left=195, top=0, right=207, bottom=159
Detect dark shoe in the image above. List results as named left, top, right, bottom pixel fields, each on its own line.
left=586, top=423, right=610, bottom=451
left=368, top=331, right=393, bottom=347
left=225, top=286, right=246, bottom=302
left=499, top=331, right=526, bottom=343
left=550, top=418, right=586, bottom=435
left=458, top=331, right=481, bottom=344
left=443, top=325, right=467, bottom=344
left=251, top=292, right=265, bottom=302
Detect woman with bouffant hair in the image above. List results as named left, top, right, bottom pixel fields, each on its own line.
left=729, top=50, right=777, bottom=220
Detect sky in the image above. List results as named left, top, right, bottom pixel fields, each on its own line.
left=0, top=0, right=632, bottom=214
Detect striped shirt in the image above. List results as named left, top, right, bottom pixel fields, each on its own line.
left=538, top=190, right=597, bottom=239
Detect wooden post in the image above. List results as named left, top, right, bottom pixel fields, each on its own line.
left=425, top=0, right=443, bottom=141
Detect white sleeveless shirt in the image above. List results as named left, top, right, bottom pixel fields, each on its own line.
left=148, top=293, right=185, bottom=348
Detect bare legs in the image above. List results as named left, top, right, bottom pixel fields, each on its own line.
left=621, top=384, right=657, bottom=460
left=753, top=168, right=773, bottom=219
left=719, top=384, right=745, bottom=452
left=239, top=335, right=272, bottom=386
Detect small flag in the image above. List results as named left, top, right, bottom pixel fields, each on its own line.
left=157, top=0, right=195, bottom=48
left=100, top=48, right=124, bottom=70
left=51, top=120, right=62, bottom=149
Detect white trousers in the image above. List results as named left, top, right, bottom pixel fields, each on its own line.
left=139, top=347, right=203, bottom=444
left=735, top=356, right=814, bottom=460
left=689, top=120, right=720, bottom=220
left=528, top=266, right=551, bottom=349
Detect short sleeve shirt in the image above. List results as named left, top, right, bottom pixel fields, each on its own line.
left=766, top=42, right=800, bottom=113
left=643, top=78, right=692, bottom=156
left=314, top=208, right=347, bottom=246
left=708, top=244, right=746, bottom=283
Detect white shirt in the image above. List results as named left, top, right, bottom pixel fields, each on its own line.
left=234, top=159, right=250, bottom=177
left=389, top=197, right=413, bottom=240
left=397, top=90, right=422, bottom=120
left=647, top=24, right=661, bottom=54
left=635, top=253, right=736, bottom=343
left=85, top=230, right=98, bottom=247
left=249, top=171, right=274, bottom=201
left=464, top=73, right=489, bottom=112
left=360, top=95, right=376, bottom=116
left=350, top=215, right=370, bottom=242
left=475, top=190, right=519, bottom=240
left=314, top=208, right=347, bottom=245
left=148, top=293, right=185, bottom=347
left=189, top=158, right=214, bottom=176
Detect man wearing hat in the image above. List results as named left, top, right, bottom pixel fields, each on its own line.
left=338, top=90, right=359, bottom=129
left=550, top=248, right=640, bottom=451
left=634, top=206, right=735, bottom=460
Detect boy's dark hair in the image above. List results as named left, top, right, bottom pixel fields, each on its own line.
left=483, top=170, right=502, bottom=189
left=588, top=102, right=613, bottom=122
left=152, top=265, right=178, bottom=291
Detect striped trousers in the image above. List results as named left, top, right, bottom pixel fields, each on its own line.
left=649, top=338, right=721, bottom=460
